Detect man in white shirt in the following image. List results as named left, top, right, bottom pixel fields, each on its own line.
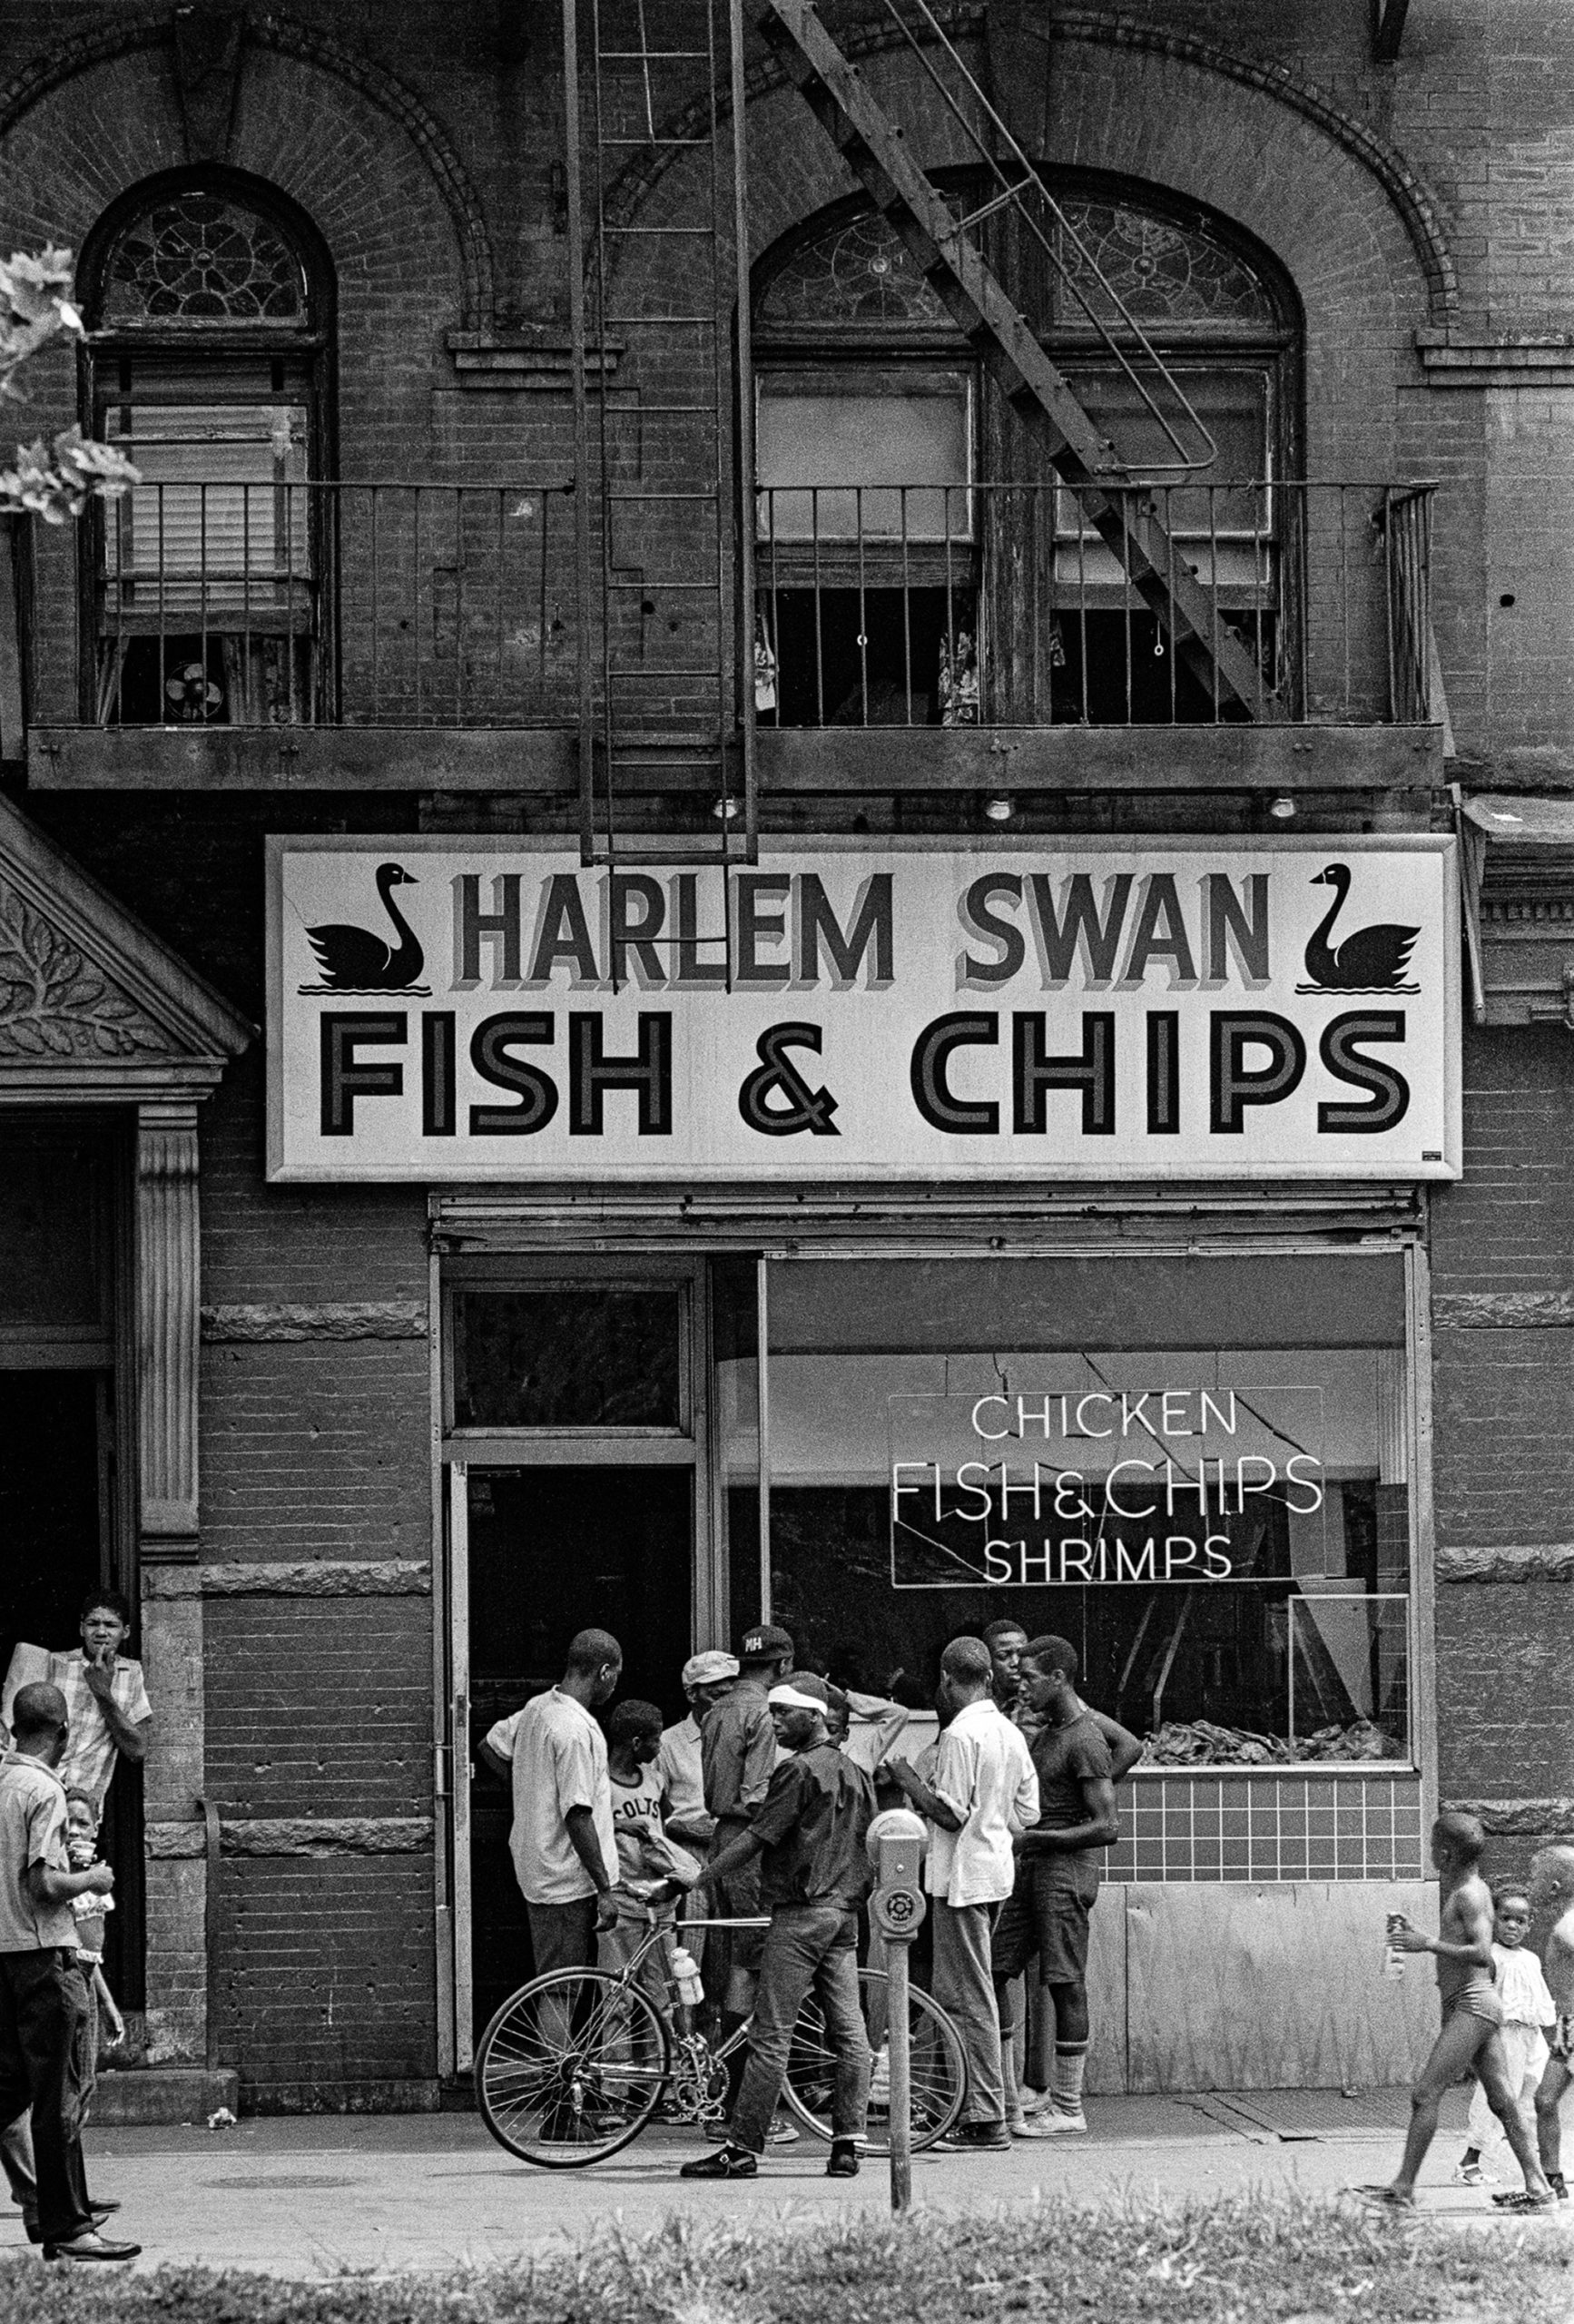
left=3, top=1592, right=152, bottom=1813
left=478, top=1628, right=623, bottom=1979
left=880, top=1634, right=1038, bottom=2150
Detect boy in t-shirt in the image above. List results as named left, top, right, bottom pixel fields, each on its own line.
left=598, top=1700, right=698, bottom=1998
left=1456, top=1886, right=1555, bottom=2185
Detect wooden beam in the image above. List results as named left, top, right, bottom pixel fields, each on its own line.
left=1373, top=0, right=1411, bottom=62
left=30, top=725, right=577, bottom=792
left=756, top=724, right=1442, bottom=793
left=30, top=720, right=1442, bottom=795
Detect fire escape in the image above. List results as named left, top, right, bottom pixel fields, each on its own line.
left=562, top=1, right=1296, bottom=868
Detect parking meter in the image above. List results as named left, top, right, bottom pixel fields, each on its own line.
left=867, top=1808, right=927, bottom=2213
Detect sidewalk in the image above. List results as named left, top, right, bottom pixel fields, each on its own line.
left=6, top=2087, right=1558, bottom=2278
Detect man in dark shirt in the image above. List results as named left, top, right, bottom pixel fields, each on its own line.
left=681, top=1675, right=874, bottom=2181
left=992, top=1634, right=1117, bottom=2139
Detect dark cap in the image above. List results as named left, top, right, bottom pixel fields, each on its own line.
left=740, top=1623, right=794, bottom=1661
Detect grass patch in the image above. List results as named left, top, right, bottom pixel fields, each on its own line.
left=0, top=2192, right=1566, bottom=2324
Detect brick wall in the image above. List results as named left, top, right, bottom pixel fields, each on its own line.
left=1431, top=1024, right=1574, bottom=1886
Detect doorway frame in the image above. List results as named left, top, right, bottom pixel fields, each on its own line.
left=434, top=1254, right=720, bottom=2072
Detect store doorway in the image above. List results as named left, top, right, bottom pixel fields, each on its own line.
left=459, top=1464, right=693, bottom=2043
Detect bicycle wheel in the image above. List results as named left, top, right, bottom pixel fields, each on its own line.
left=781, top=1968, right=967, bottom=2153
left=474, top=1969, right=670, bottom=2167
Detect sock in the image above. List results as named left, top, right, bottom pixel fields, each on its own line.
left=1051, top=2043, right=1089, bottom=2118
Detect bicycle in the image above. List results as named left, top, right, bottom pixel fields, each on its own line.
left=473, top=1907, right=969, bottom=2168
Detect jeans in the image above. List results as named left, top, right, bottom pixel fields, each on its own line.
left=0, top=1951, right=93, bottom=2245
left=930, top=1898, right=1005, bottom=2125
left=731, top=1903, right=870, bottom=2154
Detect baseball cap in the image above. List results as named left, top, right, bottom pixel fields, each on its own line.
left=768, top=1679, right=830, bottom=1714
left=682, top=1649, right=740, bottom=1689
left=740, top=1624, right=794, bottom=1660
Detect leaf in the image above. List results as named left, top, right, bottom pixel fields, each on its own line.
left=37, top=1019, right=74, bottom=1055
left=5, top=1020, right=44, bottom=1052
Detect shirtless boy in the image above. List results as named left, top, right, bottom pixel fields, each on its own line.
left=1529, top=1842, right=1574, bottom=2203
left=1360, top=1809, right=1555, bottom=2211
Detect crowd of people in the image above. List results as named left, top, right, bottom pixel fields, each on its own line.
left=483, top=1614, right=1144, bottom=2173
left=486, top=1618, right=1574, bottom=2199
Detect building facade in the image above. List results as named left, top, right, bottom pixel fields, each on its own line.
left=0, top=0, right=1569, bottom=2107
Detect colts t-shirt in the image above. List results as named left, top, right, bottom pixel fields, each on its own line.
left=609, top=1763, right=667, bottom=1881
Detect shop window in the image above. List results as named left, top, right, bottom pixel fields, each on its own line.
left=752, top=179, right=1298, bottom=724
left=717, top=1256, right=1412, bottom=1769
left=77, top=177, right=331, bottom=725
left=449, top=1285, right=684, bottom=1431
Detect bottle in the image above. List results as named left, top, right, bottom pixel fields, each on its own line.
left=1383, top=1912, right=1406, bottom=1980
left=668, top=1944, right=704, bottom=2009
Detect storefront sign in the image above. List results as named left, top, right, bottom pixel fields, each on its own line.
left=889, top=1384, right=1328, bottom=1588
left=266, top=836, right=1460, bottom=1182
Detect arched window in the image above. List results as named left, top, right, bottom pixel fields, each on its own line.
left=79, top=175, right=333, bottom=726
left=752, top=177, right=1300, bottom=725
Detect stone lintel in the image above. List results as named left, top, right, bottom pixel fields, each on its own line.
left=1433, top=1291, right=1574, bottom=1328
left=1449, top=1799, right=1574, bottom=1837
left=202, top=1300, right=428, bottom=1342
left=1437, top=1544, right=1574, bottom=1583
left=144, top=1559, right=432, bottom=1599
left=148, top=1817, right=434, bottom=1858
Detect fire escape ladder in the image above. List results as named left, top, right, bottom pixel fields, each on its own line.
left=563, top=0, right=759, bottom=869
left=753, top=0, right=1282, bottom=723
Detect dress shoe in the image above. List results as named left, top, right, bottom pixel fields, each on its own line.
left=43, top=2229, right=142, bottom=2261
left=943, top=2121, right=1014, bottom=2152
left=826, top=2139, right=860, bottom=2179
left=679, top=2143, right=757, bottom=2179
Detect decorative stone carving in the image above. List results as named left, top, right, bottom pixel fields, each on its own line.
left=0, top=876, right=167, bottom=1059
left=201, top=1299, right=428, bottom=1342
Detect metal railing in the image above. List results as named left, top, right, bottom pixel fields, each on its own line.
left=25, top=476, right=1440, bottom=734
left=754, top=480, right=1440, bottom=728
left=32, top=480, right=582, bottom=730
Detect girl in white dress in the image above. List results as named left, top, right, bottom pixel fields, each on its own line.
left=1457, top=1887, right=1557, bottom=2185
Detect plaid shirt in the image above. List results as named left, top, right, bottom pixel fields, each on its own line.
left=2, top=1645, right=152, bottom=1810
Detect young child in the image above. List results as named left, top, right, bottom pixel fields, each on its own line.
left=1529, top=1843, right=1574, bottom=2202
left=1455, top=1886, right=1555, bottom=2185
left=598, top=1700, right=699, bottom=2000
left=65, top=1790, right=126, bottom=2124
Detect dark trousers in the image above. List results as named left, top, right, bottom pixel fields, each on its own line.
left=527, top=1896, right=598, bottom=1977
left=0, top=1951, right=93, bottom=2245
left=0, top=2109, right=36, bottom=2219
left=731, top=1903, right=870, bottom=2153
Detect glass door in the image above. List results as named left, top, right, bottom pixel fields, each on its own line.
left=440, top=1263, right=713, bottom=2065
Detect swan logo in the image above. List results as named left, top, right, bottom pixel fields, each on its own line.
left=1295, top=862, right=1420, bottom=997
left=298, top=861, right=430, bottom=996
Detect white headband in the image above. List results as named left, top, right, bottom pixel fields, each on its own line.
left=768, top=1683, right=828, bottom=1715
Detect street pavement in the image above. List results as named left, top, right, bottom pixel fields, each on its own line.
left=1, top=2087, right=1563, bottom=2277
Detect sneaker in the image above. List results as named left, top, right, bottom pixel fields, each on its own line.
left=679, top=2143, right=758, bottom=2180
left=768, top=2119, right=801, bottom=2146
left=1015, top=2108, right=1087, bottom=2137
left=1007, top=2113, right=1030, bottom=2139
left=941, top=2121, right=1014, bottom=2152
left=1018, top=2085, right=1055, bottom=2117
